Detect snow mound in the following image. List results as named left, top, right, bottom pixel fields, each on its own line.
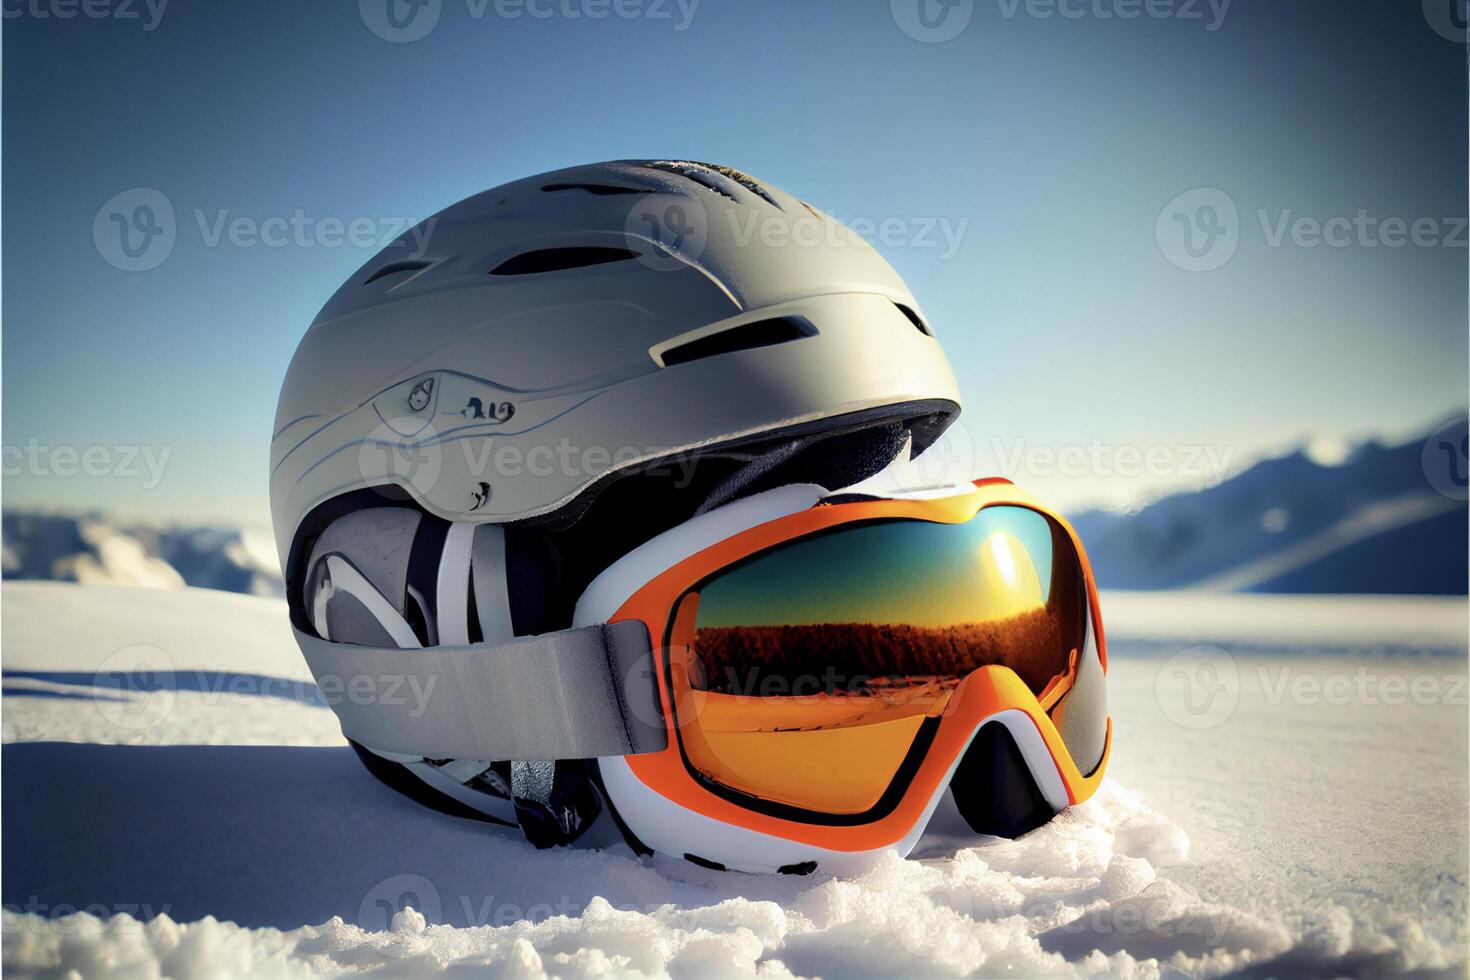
left=7, top=778, right=1461, bottom=978
left=0, top=783, right=1282, bottom=979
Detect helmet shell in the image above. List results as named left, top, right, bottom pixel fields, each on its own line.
left=271, top=161, right=960, bottom=567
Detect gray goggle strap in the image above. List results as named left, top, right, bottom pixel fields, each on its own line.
left=294, top=618, right=667, bottom=762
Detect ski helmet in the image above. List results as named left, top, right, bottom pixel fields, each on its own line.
left=271, top=160, right=973, bottom=860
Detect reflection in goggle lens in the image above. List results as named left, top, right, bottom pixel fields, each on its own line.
left=668, top=506, right=1087, bottom=815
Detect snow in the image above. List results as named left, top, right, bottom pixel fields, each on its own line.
left=3, top=582, right=1466, bottom=978
left=2, top=582, right=307, bottom=677
left=1100, top=589, right=1467, bottom=649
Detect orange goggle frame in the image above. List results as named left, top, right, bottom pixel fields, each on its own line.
left=607, top=478, right=1112, bottom=852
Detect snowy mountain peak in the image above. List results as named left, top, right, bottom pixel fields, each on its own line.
left=1069, top=418, right=1468, bottom=594
left=2, top=512, right=283, bottom=598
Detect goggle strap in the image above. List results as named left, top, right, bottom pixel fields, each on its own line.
left=293, top=619, right=667, bottom=763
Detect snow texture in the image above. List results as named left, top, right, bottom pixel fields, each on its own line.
left=2, top=582, right=1466, bottom=978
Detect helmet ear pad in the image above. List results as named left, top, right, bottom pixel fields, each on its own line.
left=301, top=507, right=425, bottom=645
left=291, top=499, right=558, bottom=646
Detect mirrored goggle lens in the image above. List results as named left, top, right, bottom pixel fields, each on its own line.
left=668, top=505, right=1088, bottom=816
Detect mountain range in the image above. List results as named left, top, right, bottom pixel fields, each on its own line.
left=1, top=512, right=283, bottom=597
left=1069, top=421, right=1467, bottom=594
left=3, top=420, right=1465, bottom=598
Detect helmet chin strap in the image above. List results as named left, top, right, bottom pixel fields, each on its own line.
left=463, top=524, right=609, bottom=847
left=509, top=760, right=604, bottom=849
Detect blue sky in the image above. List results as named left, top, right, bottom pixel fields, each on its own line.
left=4, top=0, right=1465, bottom=526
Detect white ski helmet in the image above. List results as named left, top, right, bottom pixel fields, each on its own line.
left=272, top=160, right=963, bottom=856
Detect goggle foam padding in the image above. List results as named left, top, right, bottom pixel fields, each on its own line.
left=1049, top=621, right=1108, bottom=776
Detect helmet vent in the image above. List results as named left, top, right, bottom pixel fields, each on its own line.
left=541, top=182, right=647, bottom=196
left=640, top=160, right=781, bottom=208
left=658, top=316, right=817, bottom=368
left=489, top=246, right=641, bottom=276
left=363, top=259, right=432, bottom=285
left=893, top=303, right=932, bottom=336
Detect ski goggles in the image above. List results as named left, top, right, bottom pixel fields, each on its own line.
left=580, top=478, right=1110, bottom=871
left=295, top=478, right=1109, bottom=873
